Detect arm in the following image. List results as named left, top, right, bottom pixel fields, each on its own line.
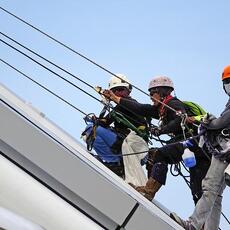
left=206, top=109, right=230, bottom=130
left=103, top=89, right=159, bottom=118
left=160, top=99, right=186, bottom=134
left=120, top=97, right=159, bottom=118
left=160, top=110, right=183, bottom=134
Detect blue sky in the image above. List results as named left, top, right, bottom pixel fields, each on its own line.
left=0, top=1, right=230, bottom=229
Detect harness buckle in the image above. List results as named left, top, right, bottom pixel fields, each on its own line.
left=221, top=128, right=230, bottom=137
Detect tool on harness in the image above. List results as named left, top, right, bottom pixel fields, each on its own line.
left=180, top=112, right=188, bottom=140
left=81, top=114, right=99, bottom=151
left=81, top=123, right=97, bottom=151
left=83, top=113, right=96, bottom=124
left=198, top=124, right=230, bottom=162
left=110, top=110, right=149, bottom=140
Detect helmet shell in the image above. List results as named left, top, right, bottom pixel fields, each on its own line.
left=148, top=76, right=174, bottom=91
left=108, top=74, right=132, bottom=90
left=222, top=65, right=230, bottom=81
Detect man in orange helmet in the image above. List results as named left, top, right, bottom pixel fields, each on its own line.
left=170, top=65, right=230, bottom=230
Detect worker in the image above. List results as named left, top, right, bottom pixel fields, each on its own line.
left=106, top=76, right=211, bottom=203
left=170, top=65, right=230, bottom=230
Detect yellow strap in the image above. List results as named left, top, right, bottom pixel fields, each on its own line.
left=137, top=125, right=146, bottom=131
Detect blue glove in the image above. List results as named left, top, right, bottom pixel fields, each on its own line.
left=182, top=138, right=194, bottom=148
left=140, top=154, right=148, bottom=166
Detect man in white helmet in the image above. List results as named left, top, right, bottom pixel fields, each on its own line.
left=92, top=74, right=149, bottom=186
left=104, top=74, right=148, bottom=137
left=107, top=75, right=211, bottom=203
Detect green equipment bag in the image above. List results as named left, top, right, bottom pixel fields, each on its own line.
left=183, top=101, right=207, bottom=122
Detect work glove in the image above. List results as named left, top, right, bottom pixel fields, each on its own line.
left=150, top=127, right=162, bottom=136
left=182, top=138, right=194, bottom=149
left=140, top=154, right=148, bottom=166
left=202, top=113, right=216, bottom=125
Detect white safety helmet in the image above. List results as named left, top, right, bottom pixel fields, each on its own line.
left=148, top=76, right=174, bottom=91
left=108, top=74, right=132, bottom=91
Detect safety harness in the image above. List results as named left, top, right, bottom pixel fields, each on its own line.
left=110, top=110, right=149, bottom=140
left=200, top=126, right=230, bottom=162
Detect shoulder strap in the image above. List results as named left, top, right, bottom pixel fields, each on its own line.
left=110, top=110, right=149, bottom=139
left=159, top=95, right=174, bottom=116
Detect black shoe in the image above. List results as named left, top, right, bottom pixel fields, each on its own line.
left=170, top=212, right=196, bottom=230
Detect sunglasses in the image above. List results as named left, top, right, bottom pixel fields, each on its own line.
left=149, top=90, right=159, bottom=96
left=112, top=87, right=126, bottom=92
left=223, top=78, right=230, bottom=84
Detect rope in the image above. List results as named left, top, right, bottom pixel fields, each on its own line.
left=156, top=136, right=191, bottom=187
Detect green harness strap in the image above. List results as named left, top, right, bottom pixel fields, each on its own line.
left=110, top=110, right=148, bottom=139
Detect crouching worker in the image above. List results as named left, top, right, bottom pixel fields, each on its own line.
left=81, top=123, right=125, bottom=178
left=100, top=74, right=149, bottom=186
left=82, top=74, right=149, bottom=185
left=170, top=65, right=230, bottom=230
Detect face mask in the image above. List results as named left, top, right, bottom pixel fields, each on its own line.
left=223, top=82, right=230, bottom=96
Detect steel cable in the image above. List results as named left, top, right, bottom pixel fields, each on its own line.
left=0, top=58, right=88, bottom=116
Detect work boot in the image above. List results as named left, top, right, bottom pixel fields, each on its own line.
left=134, top=177, right=162, bottom=201
left=170, top=212, right=196, bottom=230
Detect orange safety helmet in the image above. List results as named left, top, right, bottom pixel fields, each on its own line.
left=222, top=65, right=230, bottom=81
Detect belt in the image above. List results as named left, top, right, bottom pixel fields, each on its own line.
left=103, top=161, right=121, bottom=166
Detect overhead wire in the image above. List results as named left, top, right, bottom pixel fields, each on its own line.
left=0, top=6, right=145, bottom=93
left=0, top=6, right=179, bottom=115
left=1, top=7, right=210, bottom=142
left=0, top=31, right=191, bottom=185
left=0, top=58, right=88, bottom=116
left=1, top=7, right=229, bottom=225
left=0, top=35, right=147, bottom=127
left=1, top=7, right=202, bottom=150
left=0, top=5, right=224, bottom=179
left=0, top=30, right=194, bottom=152
left=0, top=38, right=104, bottom=105
left=0, top=6, right=221, bottom=173
left=0, top=32, right=94, bottom=91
